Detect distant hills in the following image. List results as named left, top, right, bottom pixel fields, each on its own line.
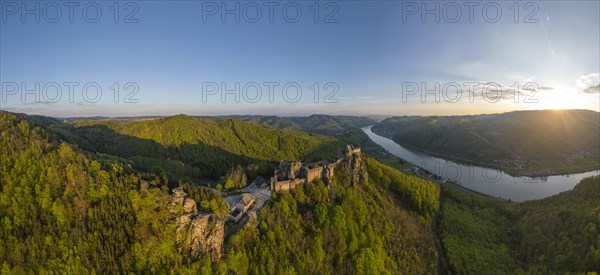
left=61, top=114, right=378, bottom=136
left=39, top=114, right=362, bottom=180
left=1, top=109, right=598, bottom=273
left=221, top=114, right=377, bottom=135
left=0, top=110, right=439, bottom=273
left=372, top=110, right=600, bottom=176
left=46, top=114, right=375, bottom=180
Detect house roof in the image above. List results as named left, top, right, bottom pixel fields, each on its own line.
left=251, top=176, right=268, bottom=186
left=240, top=194, right=254, bottom=206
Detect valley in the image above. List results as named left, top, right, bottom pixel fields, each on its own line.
left=4, top=3, right=599, bottom=273
left=1, top=110, right=598, bottom=273
left=371, top=110, right=600, bottom=177
left=363, top=125, right=600, bottom=201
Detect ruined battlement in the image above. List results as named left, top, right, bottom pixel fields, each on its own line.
left=341, top=144, right=361, bottom=159
left=270, top=145, right=361, bottom=193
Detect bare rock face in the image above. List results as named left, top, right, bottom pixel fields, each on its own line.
left=183, top=198, right=196, bottom=214
left=278, top=161, right=303, bottom=179
left=336, top=149, right=368, bottom=186
left=171, top=188, right=224, bottom=262
left=349, top=151, right=367, bottom=185
left=171, top=188, right=186, bottom=210
left=185, top=214, right=224, bottom=261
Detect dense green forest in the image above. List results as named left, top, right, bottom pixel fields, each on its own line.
left=372, top=110, right=600, bottom=176
left=0, top=111, right=192, bottom=273
left=0, top=111, right=439, bottom=273
left=1, top=110, right=598, bottom=273
left=225, top=157, right=441, bottom=274
left=38, top=114, right=359, bottom=182
left=60, top=114, right=377, bottom=136
left=516, top=176, right=600, bottom=272
left=223, top=114, right=377, bottom=135
left=440, top=187, right=521, bottom=273
left=440, top=176, right=600, bottom=274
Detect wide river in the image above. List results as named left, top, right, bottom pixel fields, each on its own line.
left=363, top=126, right=600, bottom=201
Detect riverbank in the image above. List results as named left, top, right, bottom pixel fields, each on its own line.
left=360, top=137, right=498, bottom=200
left=362, top=126, right=600, bottom=201
left=370, top=128, right=600, bottom=178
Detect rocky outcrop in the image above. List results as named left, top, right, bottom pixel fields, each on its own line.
left=336, top=147, right=368, bottom=186
left=183, top=198, right=197, bottom=214
left=170, top=188, right=224, bottom=262
left=348, top=149, right=368, bottom=185
left=276, top=160, right=303, bottom=180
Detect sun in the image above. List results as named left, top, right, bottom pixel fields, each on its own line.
left=533, top=91, right=582, bottom=110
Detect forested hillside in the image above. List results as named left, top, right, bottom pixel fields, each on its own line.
left=440, top=176, right=600, bottom=274
left=61, top=114, right=377, bottom=136
left=372, top=110, right=600, bottom=176
left=40, top=115, right=353, bottom=181
left=0, top=111, right=441, bottom=273
left=516, top=176, right=600, bottom=272
left=1, top=110, right=598, bottom=274
left=0, top=111, right=219, bottom=273
left=223, top=156, right=441, bottom=274
left=225, top=114, right=377, bottom=135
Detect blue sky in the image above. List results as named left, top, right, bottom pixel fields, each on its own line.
left=1, top=0, right=599, bottom=117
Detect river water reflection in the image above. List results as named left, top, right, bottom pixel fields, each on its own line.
left=363, top=126, right=600, bottom=201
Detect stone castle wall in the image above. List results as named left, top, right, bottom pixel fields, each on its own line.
left=271, top=178, right=305, bottom=192
left=271, top=145, right=361, bottom=193
left=305, top=166, right=324, bottom=183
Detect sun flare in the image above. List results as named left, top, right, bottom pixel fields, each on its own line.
left=533, top=91, right=583, bottom=110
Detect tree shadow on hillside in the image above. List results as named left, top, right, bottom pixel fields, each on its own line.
left=57, top=124, right=345, bottom=184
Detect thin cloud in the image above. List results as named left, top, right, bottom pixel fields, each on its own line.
left=576, top=73, right=600, bottom=94
left=459, top=81, right=529, bottom=100
left=581, top=84, right=600, bottom=94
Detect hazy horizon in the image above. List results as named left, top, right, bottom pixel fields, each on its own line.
left=4, top=107, right=597, bottom=120
left=1, top=1, right=599, bottom=274
left=2, top=1, right=599, bottom=117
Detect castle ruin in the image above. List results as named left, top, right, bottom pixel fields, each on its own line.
left=270, top=145, right=361, bottom=193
